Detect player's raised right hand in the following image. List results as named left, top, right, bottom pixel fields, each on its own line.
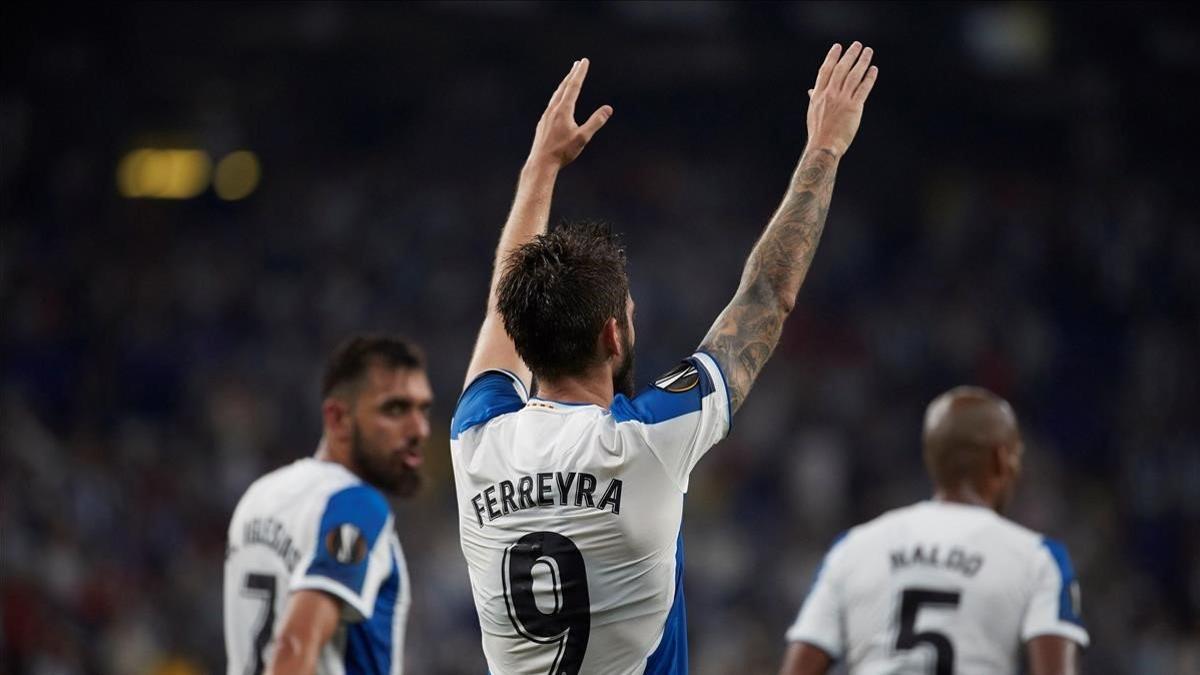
left=527, top=58, right=613, bottom=170
left=805, top=42, right=878, bottom=158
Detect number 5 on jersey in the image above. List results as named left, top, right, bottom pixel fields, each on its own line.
left=896, top=588, right=961, bottom=675
left=502, top=532, right=591, bottom=675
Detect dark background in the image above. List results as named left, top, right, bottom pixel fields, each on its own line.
left=2, top=2, right=1198, bottom=673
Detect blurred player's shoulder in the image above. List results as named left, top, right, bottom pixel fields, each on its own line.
left=231, top=457, right=375, bottom=523
left=837, top=500, right=1049, bottom=560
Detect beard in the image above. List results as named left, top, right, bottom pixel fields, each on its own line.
left=612, top=329, right=636, bottom=398
left=350, top=425, right=421, bottom=498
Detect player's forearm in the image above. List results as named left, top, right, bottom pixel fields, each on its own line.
left=1027, top=635, right=1080, bottom=675
left=265, top=590, right=339, bottom=675
left=741, top=146, right=839, bottom=309
left=487, top=160, right=560, bottom=307
left=780, top=642, right=834, bottom=675
left=265, top=635, right=320, bottom=675
left=465, top=159, right=559, bottom=388
left=700, top=146, right=839, bottom=412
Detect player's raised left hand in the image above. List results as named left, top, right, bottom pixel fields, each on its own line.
left=527, top=58, right=613, bottom=170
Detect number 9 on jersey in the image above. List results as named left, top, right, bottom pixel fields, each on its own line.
left=502, top=532, right=591, bottom=675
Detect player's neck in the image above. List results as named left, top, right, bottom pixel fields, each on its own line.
left=535, top=371, right=615, bottom=409
left=314, top=437, right=351, bottom=470
left=933, top=484, right=996, bottom=511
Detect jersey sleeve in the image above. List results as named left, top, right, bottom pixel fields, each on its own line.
left=610, top=352, right=731, bottom=491
left=1021, top=538, right=1090, bottom=647
left=785, top=533, right=849, bottom=659
left=291, top=484, right=394, bottom=623
left=451, top=369, right=529, bottom=440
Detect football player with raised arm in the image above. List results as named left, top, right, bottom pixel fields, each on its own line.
left=224, top=335, right=432, bottom=675
left=780, top=386, right=1089, bottom=675
left=451, top=43, right=878, bottom=674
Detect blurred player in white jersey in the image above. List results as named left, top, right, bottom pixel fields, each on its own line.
left=780, top=386, right=1089, bottom=675
left=224, top=335, right=432, bottom=675
left=451, top=43, right=878, bottom=674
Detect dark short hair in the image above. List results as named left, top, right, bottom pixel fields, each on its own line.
left=321, top=334, right=425, bottom=398
left=497, top=221, right=629, bottom=380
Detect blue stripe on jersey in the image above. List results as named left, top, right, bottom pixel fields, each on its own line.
left=452, top=370, right=527, bottom=440
left=307, top=485, right=390, bottom=595
left=1042, top=537, right=1084, bottom=626
left=344, top=553, right=400, bottom=675
left=612, top=357, right=715, bottom=426
left=644, top=530, right=687, bottom=674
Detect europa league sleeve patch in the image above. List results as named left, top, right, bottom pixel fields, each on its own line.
left=654, top=362, right=700, bottom=393
left=325, top=523, right=368, bottom=565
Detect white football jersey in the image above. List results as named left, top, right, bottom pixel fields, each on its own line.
left=450, top=353, right=731, bottom=675
left=224, top=458, right=410, bottom=675
left=786, top=501, right=1089, bottom=674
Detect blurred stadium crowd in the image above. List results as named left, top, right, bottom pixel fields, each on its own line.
left=2, top=3, right=1197, bottom=674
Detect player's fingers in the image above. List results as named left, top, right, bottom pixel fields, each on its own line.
left=563, top=57, right=590, bottom=114
left=547, top=61, right=579, bottom=110
left=808, top=89, right=814, bottom=98
left=830, top=41, right=863, bottom=91
left=812, top=43, right=842, bottom=92
left=852, top=65, right=879, bottom=103
left=579, top=105, right=613, bottom=141
left=843, top=46, right=873, bottom=93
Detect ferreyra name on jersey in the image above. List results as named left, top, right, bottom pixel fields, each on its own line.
left=468, top=470, right=624, bottom=527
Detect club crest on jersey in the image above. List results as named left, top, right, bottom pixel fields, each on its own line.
left=325, top=523, right=367, bottom=565
left=654, top=362, right=699, bottom=393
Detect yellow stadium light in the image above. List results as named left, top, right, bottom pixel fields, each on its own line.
left=117, top=149, right=151, bottom=198
left=116, top=149, right=211, bottom=199
left=213, top=151, right=261, bottom=201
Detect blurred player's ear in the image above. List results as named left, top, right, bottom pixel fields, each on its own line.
left=988, top=444, right=1007, bottom=478
left=1005, top=444, right=1018, bottom=470
left=321, top=396, right=354, bottom=444
left=1001, top=442, right=1023, bottom=483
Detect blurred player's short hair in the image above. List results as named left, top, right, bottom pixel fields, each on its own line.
left=497, top=221, right=629, bottom=380
left=321, top=334, right=425, bottom=398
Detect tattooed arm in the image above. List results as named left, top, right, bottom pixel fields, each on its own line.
left=700, top=147, right=838, bottom=413
left=700, top=42, right=879, bottom=413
